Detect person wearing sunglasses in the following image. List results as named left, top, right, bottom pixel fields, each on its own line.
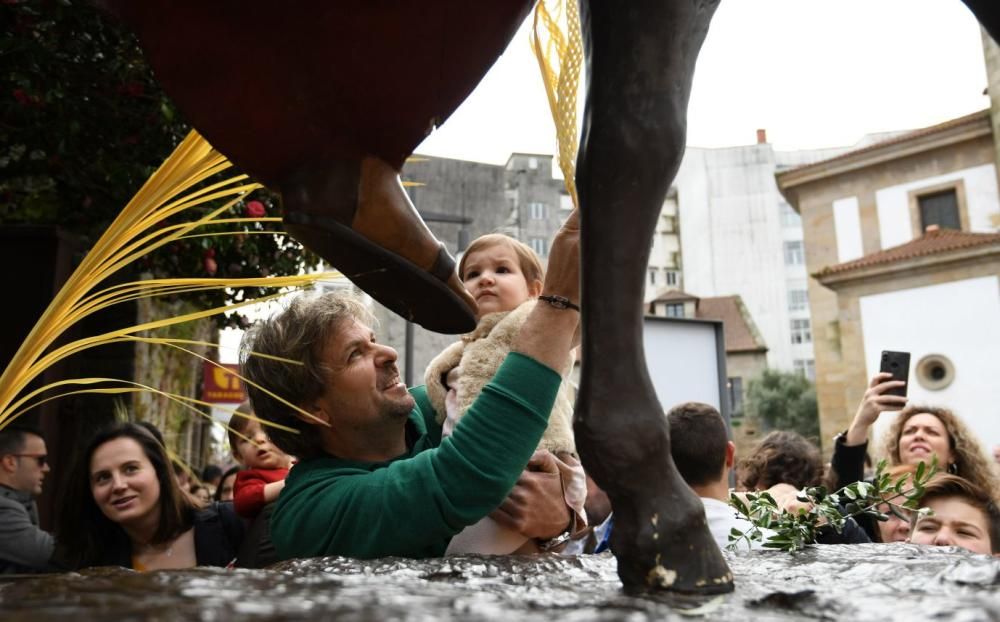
left=0, top=425, right=55, bottom=574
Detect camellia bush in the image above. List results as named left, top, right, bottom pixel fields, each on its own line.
left=0, top=0, right=318, bottom=328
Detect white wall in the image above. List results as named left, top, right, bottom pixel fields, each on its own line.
left=674, top=145, right=838, bottom=371
left=644, top=318, right=723, bottom=413
left=832, top=196, right=864, bottom=262
left=875, top=164, right=1000, bottom=249
left=859, top=276, right=1000, bottom=452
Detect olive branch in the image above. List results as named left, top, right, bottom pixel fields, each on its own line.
left=727, top=457, right=938, bottom=552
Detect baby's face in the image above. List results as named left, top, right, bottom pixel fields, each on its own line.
left=462, top=243, right=540, bottom=317
left=233, top=419, right=291, bottom=470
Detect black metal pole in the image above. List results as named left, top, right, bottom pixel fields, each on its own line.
left=404, top=320, right=414, bottom=386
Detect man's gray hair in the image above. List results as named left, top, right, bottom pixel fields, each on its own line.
left=239, top=290, right=374, bottom=458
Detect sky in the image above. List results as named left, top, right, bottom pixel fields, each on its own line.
left=416, top=0, right=991, bottom=165
left=215, top=0, right=991, bottom=368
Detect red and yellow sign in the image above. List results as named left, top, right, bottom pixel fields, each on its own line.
left=202, top=362, right=246, bottom=403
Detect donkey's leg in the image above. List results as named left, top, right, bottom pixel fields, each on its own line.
left=574, top=0, right=733, bottom=594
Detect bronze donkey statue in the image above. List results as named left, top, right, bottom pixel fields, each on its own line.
left=101, top=0, right=1000, bottom=593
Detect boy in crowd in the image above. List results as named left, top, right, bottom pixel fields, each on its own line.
left=910, top=474, right=1000, bottom=556
left=667, top=402, right=775, bottom=550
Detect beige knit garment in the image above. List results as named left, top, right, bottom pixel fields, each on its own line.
left=423, top=299, right=577, bottom=456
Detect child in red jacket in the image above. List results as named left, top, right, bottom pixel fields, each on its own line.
left=228, top=402, right=294, bottom=519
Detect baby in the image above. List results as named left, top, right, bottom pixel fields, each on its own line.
left=424, top=233, right=585, bottom=554
left=228, top=401, right=294, bottom=519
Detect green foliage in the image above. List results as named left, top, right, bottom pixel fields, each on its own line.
left=728, top=457, right=938, bottom=552
left=744, top=368, right=819, bottom=439
left=0, top=0, right=319, bottom=328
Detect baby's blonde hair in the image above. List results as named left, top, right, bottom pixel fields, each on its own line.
left=459, top=234, right=544, bottom=285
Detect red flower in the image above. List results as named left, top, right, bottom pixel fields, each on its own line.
left=245, top=200, right=266, bottom=218
left=123, top=82, right=145, bottom=97
left=204, top=256, right=218, bottom=276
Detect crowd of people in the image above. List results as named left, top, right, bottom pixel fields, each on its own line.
left=1, top=208, right=998, bottom=575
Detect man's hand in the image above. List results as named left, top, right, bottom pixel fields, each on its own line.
left=489, top=450, right=571, bottom=540
left=845, top=372, right=908, bottom=446
left=513, top=209, right=580, bottom=373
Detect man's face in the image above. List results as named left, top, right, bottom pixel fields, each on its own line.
left=310, top=319, right=415, bottom=448
left=10, top=434, right=50, bottom=496
left=910, top=496, right=993, bottom=555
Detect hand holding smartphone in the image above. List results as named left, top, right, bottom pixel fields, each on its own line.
left=879, top=350, right=910, bottom=398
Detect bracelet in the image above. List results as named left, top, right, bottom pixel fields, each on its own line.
left=537, top=530, right=572, bottom=552
left=538, top=295, right=580, bottom=312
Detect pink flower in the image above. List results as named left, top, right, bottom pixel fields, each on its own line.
left=204, top=256, right=218, bottom=276
left=245, top=200, right=266, bottom=218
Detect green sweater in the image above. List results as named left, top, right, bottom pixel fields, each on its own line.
left=270, top=353, right=560, bottom=560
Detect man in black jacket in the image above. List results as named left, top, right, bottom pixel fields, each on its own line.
left=0, top=426, right=55, bottom=573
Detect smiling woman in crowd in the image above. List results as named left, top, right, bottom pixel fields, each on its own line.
left=55, top=423, right=243, bottom=571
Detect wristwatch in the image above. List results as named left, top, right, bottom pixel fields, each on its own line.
left=537, top=530, right=573, bottom=552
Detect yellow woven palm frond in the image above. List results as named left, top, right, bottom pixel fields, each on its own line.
left=6, top=378, right=298, bottom=453
left=530, top=0, right=584, bottom=209
left=0, top=130, right=334, bottom=430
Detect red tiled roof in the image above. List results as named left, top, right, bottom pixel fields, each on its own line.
left=815, top=228, right=1000, bottom=277
left=695, top=295, right=767, bottom=353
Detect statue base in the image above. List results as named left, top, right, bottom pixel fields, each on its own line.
left=2, top=544, right=997, bottom=620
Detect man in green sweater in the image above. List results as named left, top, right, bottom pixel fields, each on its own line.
left=240, top=211, right=581, bottom=560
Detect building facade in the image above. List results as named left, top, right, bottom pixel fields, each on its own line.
left=664, top=140, right=845, bottom=377
left=777, top=109, right=1000, bottom=450
left=644, top=188, right=684, bottom=299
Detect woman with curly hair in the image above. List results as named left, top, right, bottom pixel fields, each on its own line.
left=738, top=430, right=823, bottom=491
left=737, top=430, right=870, bottom=544
left=829, top=374, right=999, bottom=540
left=831, top=373, right=999, bottom=496
left=879, top=406, right=999, bottom=498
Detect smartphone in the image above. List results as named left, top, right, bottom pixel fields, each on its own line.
left=879, top=350, right=910, bottom=398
